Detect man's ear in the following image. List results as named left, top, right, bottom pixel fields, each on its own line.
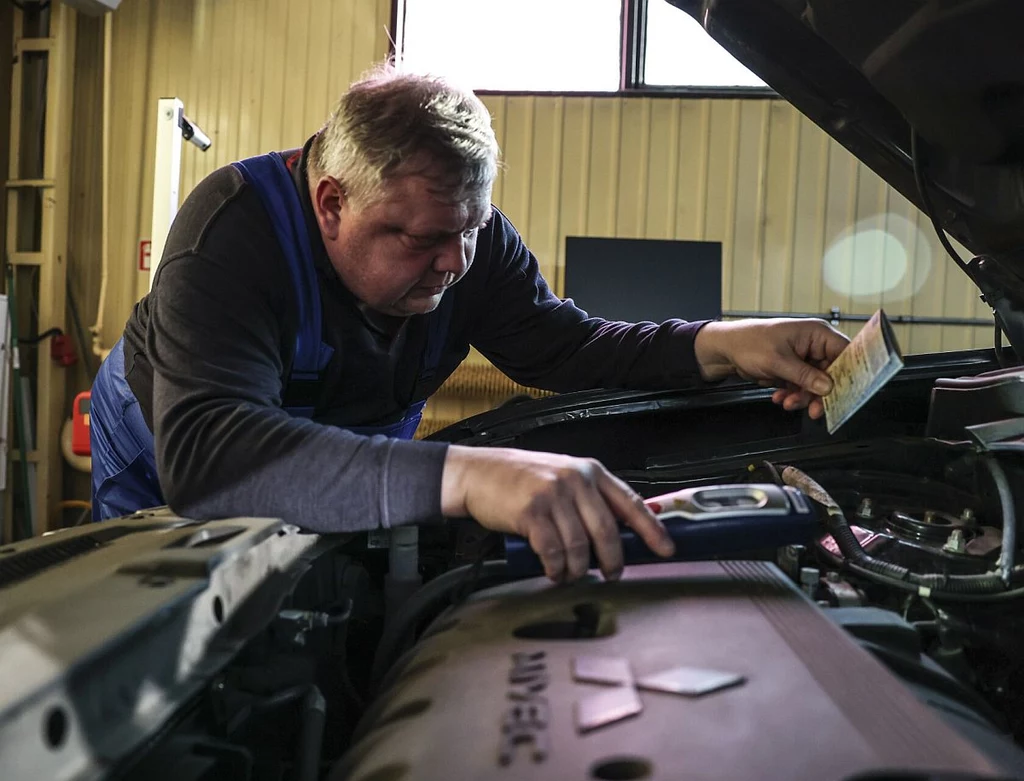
left=311, top=176, right=346, bottom=240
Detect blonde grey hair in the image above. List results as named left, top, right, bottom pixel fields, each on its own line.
left=309, top=62, right=500, bottom=207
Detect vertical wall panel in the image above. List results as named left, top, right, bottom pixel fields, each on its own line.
left=527, top=97, right=563, bottom=288
left=759, top=102, right=799, bottom=312
left=644, top=99, right=679, bottom=240
left=484, top=95, right=507, bottom=208
left=728, top=100, right=769, bottom=312
left=850, top=166, right=890, bottom=321
left=673, top=100, right=709, bottom=240
left=883, top=190, right=921, bottom=352
left=788, top=116, right=829, bottom=319
left=587, top=99, right=622, bottom=237
left=68, top=15, right=103, bottom=388
left=552, top=96, right=591, bottom=292
left=616, top=98, right=650, bottom=239
left=501, top=96, right=536, bottom=243
left=703, top=100, right=740, bottom=298
left=257, top=1, right=288, bottom=154
left=282, top=2, right=313, bottom=146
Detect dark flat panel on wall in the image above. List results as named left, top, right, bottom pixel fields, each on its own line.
left=564, top=237, right=723, bottom=323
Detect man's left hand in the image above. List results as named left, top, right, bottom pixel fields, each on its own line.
left=694, top=318, right=850, bottom=420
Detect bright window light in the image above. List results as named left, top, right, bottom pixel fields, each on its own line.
left=644, top=0, right=768, bottom=89
left=400, top=0, right=622, bottom=92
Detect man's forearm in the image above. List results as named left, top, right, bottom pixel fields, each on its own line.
left=481, top=316, right=715, bottom=393
left=159, top=401, right=450, bottom=532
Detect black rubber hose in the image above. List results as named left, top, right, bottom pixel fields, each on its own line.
left=370, top=560, right=516, bottom=691
left=249, top=683, right=325, bottom=781
left=780, top=465, right=1020, bottom=600
left=984, top=455, right=1016, bottom=587
left=295, top=686, right=326, bottom=781
left=842, top=560, right=1024, bottom=602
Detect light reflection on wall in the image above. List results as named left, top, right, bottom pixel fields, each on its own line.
left=822, top=214, right=933, bottom=301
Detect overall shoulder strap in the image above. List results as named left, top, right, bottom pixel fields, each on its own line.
left=231, top=152, right=334, bottom=386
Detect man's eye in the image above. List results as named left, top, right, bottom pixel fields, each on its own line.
left=405, top=235, right=437, bottom=249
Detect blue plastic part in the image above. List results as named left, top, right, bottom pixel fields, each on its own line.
left=503, top=484, right=821, bottom=577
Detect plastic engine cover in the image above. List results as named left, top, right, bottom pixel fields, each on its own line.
left=335, top=561, right=1019, bottom=781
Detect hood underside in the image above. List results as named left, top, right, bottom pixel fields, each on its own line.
left=669, top=0, right=1024, bottom=261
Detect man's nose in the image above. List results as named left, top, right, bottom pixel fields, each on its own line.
left=432, top=235, right=470, bottom=276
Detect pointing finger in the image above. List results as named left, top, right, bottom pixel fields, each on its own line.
left=600, top=471, right=675, bottom=557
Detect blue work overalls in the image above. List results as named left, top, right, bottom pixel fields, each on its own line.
left=90, top=151, right=451, bottom=522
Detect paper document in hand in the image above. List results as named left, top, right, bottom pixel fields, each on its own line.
left=822, top=309, right=904, bottom=434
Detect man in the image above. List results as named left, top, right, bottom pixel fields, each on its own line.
left=91, top=64, right=849, bottom=584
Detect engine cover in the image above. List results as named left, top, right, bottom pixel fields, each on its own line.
left=337, top=561, right=1017, bottom=781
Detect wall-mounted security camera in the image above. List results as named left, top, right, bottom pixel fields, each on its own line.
left=180, top=116, right=211, bottom=152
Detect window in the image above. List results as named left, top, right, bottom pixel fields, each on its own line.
left=399, top=0, right=622, bottom=92
left=395, top=0, right=772, bottom=94
left=643, top=0, right=767, bottom=89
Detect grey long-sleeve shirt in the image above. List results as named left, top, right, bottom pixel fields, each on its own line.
left=120, top=137, right=711, bottom=533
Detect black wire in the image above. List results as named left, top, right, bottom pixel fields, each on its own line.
left=995, top=322, right=1008, bottom=368
left=20, top=327, right=61, bottom=345
left=450, top=547, right=489, bottom=607
left=66, top=275, right=96, bottom=381
left=761, top=460, right=783, bottom=486
left=911, top=129, right=1012, bottom=362
left=370, top=560, right=515, bottom=690
left=910, top=129, right=971, bottom=275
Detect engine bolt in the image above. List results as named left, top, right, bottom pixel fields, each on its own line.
left=943, top=529, right=967, bottom=554
left=961, top=508, right=976, bottom=524
left=800, top=567, right=820, bottom=596
left=856, top=498, right=874, bottom=519
left=924, top=511, right=938, bottom=524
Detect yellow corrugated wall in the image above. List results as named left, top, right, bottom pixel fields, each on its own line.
left=67, top=0, right=992, bottom=433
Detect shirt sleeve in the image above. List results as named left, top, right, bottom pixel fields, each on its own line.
left=468, top=209, right=715, bottom=393
left=145, top=247, right=449, bottom=534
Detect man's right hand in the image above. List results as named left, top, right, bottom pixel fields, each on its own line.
left=440, top=445, right=676, bottom=583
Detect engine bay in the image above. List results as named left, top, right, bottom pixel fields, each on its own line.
left=4, top=356, right=1024, bottom=780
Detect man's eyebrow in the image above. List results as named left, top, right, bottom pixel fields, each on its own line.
left=388, top=206, right=491, bottom=238
left=407, top=219, right=490, bottom=239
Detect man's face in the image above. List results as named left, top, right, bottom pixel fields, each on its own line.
left=315, top=171, right=492, bottom=317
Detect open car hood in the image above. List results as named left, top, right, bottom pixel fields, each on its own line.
left=668, top=0, right=1024, bottom=345
left=668, top=0, right=1024, bottom=255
